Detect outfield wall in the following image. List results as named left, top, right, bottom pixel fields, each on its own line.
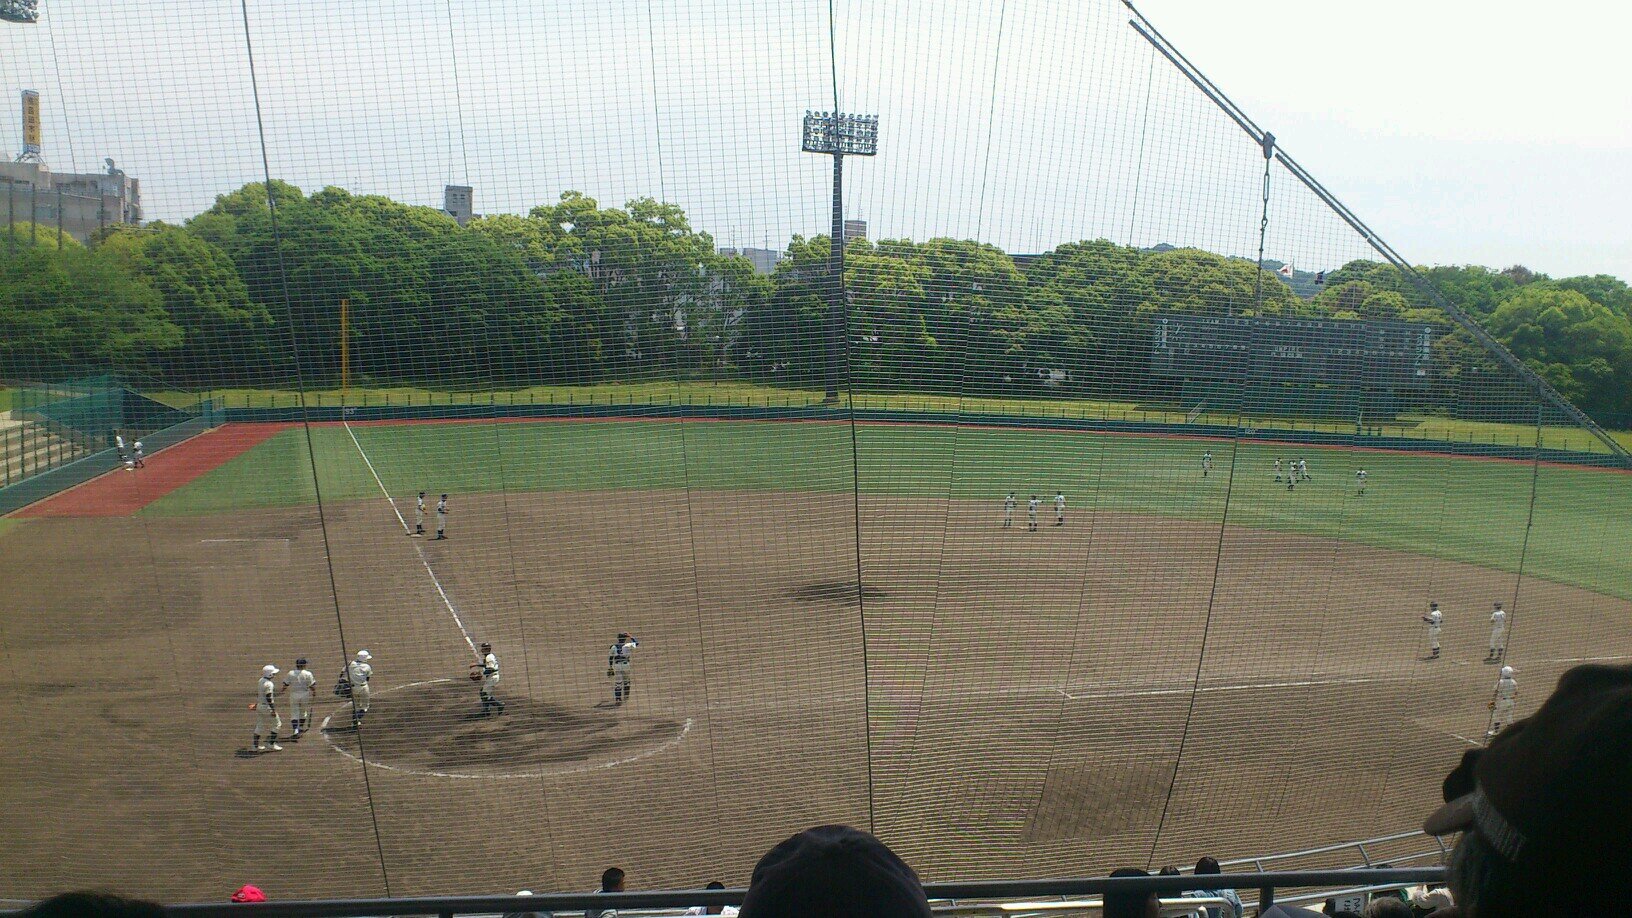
left=211, top=401, right=1632, bottom=471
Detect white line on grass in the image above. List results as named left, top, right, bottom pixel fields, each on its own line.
left=1059, top=675, right=1378, bottom=701
left=342, top=421, right=477, bottom=656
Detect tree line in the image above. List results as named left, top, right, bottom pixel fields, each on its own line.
left=2, top=181, right=1630, bottom=424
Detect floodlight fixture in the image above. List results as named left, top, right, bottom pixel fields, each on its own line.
left=0, top=0, right=39, bottom=24
left=802, top=111, right=879, bottom=156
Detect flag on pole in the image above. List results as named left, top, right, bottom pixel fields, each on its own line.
left=1277, top=263, right=1294, bottom=278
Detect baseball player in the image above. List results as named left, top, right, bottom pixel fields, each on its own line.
left=347, top=649, right=373, bottom=725
left=1487, top=665, right=1518, bottom=738
left=1054, top=491, right=1066, bottom=526
left=1003, top=492, right=1016, bottom=529
left=132, top=440, right=145, bottom=469
left=1027, top=495, right=1040, bottom=531
left=471, top=642, right=505, bottom=715
left=1356, top=469, right=1368, bottom=495
left=414, top=491, right=427, bottom=536
left=1201, top=450, right=1213, bottom=478
left=435, top=494, right=449, bottom=540
left=1297, top=458, right=1309, bottom=481
left=253, top=664, right=283, bottom=752
left=281, top=657, right=317, bottom=737
left=607, top=633, right=639, bottom=705
left=1273, top=457, right=1283, bottom=482
left=1422, top=602, right=1443, bottom=659
left=1487, top=602, right=1508, bottom=661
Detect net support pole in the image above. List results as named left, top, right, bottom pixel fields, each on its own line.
left=340, top=298, right=350, bottom=400
left=1122, top=0, right=1631, bottom=466
left=827, top=152, right=844, bottom=402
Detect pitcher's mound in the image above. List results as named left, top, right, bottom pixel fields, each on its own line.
left=322, top=680, right=689, bottom=778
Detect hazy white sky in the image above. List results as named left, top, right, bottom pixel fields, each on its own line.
left=2, top=0, right=1627, bottom=281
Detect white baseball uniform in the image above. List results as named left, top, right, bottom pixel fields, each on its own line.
left=282, top=666, right=316, bottom=731
left=1489, top=609, right=1507, bottom=656
left=1274, top=459, right=1283, bottom=481
left=1424, top=610, right=1443, bottom=653
left=1003, top=495, right=1015, bottom=527
left=1054, top=493, right=1066, bottom=523
left=348, top=659, right=373, bottom=716
left=415, top=496, right=426, bottom=532
left=255, top=675, right=282, bottom=737
left=609, top=639, right=638, bottom=701
left=1027, top=497, right=1039, bottom=529
left=1489, top=674, right=1518, bottom=734
left=436, top=497, right=448, bottom=536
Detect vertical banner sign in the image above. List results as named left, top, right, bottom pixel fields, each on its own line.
left=21, top=90, right=42, bottom=155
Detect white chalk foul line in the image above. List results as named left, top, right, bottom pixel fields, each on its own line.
left=1059, top=675, right=1379, bottom=702
left=319, top=679, right=695, bottom=780
left=342, top=421, right=477, bottom=656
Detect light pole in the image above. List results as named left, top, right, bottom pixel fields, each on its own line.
left=802, top=111, right=878, bottom=401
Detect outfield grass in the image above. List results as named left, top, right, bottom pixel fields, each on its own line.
left=144, top=381, right=1632, bottom=454
left=140, top=419, right=1632, bottom=602
left=0, top=387, right=11, bottom=414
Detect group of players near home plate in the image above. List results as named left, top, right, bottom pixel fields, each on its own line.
left=248, top=635, right=642, bottom=753
left=998, top=450, right=1521, bottom=741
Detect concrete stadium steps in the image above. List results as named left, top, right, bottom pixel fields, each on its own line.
left=0, top=413, right=91, bottom=486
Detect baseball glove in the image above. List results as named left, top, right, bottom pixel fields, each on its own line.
left=469, top=668, right=484, bottom=682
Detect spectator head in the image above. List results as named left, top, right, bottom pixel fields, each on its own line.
left=230, top=885, right=267, bottom=903
left=1424, top=662, right=1632, bottom=916
left=1362, top=898, right=1413, bottom=918
left=15, top=893, right=165, bottom=918
left=1157, top=866, right=1181, bottom=876
left=1195, top=856, right=1222, bottom=876
left=739, top=824, right=929, bottom=918
left=1102, top=867, right=1158, bottom=918
left=600, top=867, right=626, bottom=892
left=705, top=880, right=727, bottom=915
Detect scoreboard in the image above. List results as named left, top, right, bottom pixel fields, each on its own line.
left=1150, top=314, right=1435, bottom=389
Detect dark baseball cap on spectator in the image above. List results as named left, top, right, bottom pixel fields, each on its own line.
left=739, top=825, right=930, bottom=918
left=1424, top=662, right=1632, bottom=876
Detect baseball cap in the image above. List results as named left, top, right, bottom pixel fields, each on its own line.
left=1424, top=663, right=1632, bottom=877
left=739, top=825, right=930, bottom=918
left=230, top=885, right=267, bottom=903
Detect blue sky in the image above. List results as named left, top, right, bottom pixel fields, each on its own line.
left=2, top=0, right=1626, bottom=281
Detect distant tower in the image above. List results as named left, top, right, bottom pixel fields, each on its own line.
left=443, top=185, right=473, bottom=226
left=843, top=219, right=868, bottom=243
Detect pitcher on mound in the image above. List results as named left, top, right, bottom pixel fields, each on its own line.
left=607, top=632, right=640, bottom=706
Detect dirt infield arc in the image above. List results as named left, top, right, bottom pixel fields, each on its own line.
left=14, top=423, right=293, bottom=517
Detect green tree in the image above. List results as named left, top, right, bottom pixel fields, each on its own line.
left=0, top=243, right=180, bottom=379
left=1483, top=286, right=1632, bottom=419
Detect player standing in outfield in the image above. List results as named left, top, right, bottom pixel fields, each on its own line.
left=414, top=491, right=427, bottom=536
left=470, top=642, right=505, bottom=716
left=1003, top=492, right=1016, bottom=529
left=347, top=650, right=373, bottom=726
left=1201, top=450, right=1213, bottom=477
left=1356, top=469, right=1368, bottom=495
left=607, top=632, right=639, bottom=706
left=434, top=494, right=449, bottom=540
left=281, top=657, right=317, bottom=738
left=1487, top=602, right=1508, bottom=661
left=1027, top=495, right=1040, bottom=531
left=1422, top=602, right=1443, bottom=659
left=1487, top=665, right=1518, bottom=738
left=132, top=440, right=145, bottom=469
left=1273, top=457, right=1283, bottom=482
left=1054, top=491, right=1066, bottom=526
left=1297, top=457, right=1309, bottom=481
left=253, top=664, right=283, bottom=752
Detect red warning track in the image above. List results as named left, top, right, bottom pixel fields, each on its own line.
left=14, top=423, right=295, bottom=518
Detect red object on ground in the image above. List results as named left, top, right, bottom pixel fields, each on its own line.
left=14, top=423, right=293, bottom=518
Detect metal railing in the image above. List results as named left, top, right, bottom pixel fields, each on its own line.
left=0, top=869, right=1448, bottom=918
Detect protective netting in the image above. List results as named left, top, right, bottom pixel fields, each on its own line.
left=2, top=0, right=1630, bottom=902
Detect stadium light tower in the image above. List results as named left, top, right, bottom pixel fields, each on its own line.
left=802, top=111, right=878, bottom=401
left=0, top=0, right=39, bottom=24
